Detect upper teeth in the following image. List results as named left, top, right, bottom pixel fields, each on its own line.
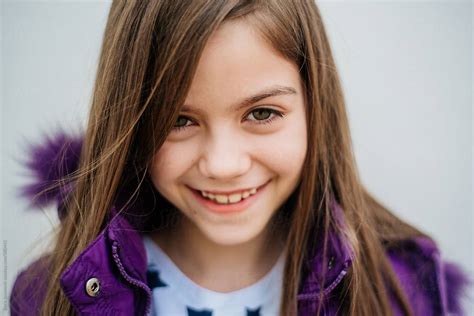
left=201, top=187, right=258, bottom=204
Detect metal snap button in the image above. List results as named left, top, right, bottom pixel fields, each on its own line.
left=85, top=277, right=100, bottom=297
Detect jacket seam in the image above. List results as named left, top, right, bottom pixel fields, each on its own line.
left=297, top=267, right=349, bottom=301
left=111, top=241, right=152, bottom=315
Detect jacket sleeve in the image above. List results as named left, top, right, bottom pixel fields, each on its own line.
left=387, top=237, right=471, bottom=316
left=9, top=255, right=51, bottom=316
left=439, top=257, right=471, bottom=315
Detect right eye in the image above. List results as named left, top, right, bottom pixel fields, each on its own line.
left=173, top=115, right=195, bottom=131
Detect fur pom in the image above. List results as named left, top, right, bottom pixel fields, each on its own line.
left=19, top=131, right=83, bottom=210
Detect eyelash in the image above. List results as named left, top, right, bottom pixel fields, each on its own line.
left=172, top=108, right=285, bottom=132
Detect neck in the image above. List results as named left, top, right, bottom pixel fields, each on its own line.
left=150, top=215, right=286, bottom=293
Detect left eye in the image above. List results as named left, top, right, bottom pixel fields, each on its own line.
left=246, top=108, right=284, bottom=123
left=171, top=108, right=284, bottom=133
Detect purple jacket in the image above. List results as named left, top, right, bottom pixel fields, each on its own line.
left=9, top=133, right=470, bottom=315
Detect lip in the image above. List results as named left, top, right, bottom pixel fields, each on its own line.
left=188, top=180, right=270, bottom=214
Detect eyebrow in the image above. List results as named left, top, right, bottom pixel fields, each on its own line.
left=181, top=85, right=297, bottom=115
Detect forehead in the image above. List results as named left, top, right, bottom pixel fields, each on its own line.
left=184, top=19, right=302, bottom=110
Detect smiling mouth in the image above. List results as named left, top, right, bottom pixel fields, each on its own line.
left=189, top=180, right=269, bottom=205
left=187, top=180, right=270, bottom=210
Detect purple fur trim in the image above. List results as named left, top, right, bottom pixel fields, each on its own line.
left=444, top=261, right=471, bottom=315
left=19, top=131, right=83, bottom=208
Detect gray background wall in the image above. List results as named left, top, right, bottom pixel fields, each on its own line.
left=1, top=1, right=472, bottom=314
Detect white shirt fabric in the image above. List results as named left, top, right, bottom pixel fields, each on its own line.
left=143, top=235, right=285, bottom=316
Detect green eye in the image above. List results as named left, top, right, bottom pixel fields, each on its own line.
left=246, top=108, right=285, bottom=126
left=251, top=109, right=272, bottom=120
left=175, top=116, right=190, bottom=128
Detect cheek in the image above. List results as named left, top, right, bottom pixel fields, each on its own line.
left=149, top=142, right=198, bottom=189
left=253, top=121, right=307, bottom=176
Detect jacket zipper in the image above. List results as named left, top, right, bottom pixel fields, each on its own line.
left=296, top=268, right=348, bottom=301
left=111, top=241, right=152, bottom=315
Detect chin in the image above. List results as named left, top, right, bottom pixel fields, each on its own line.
left=201, top=224, right=265, bottom=247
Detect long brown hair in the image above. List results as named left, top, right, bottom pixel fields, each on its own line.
left=35, top=1, right=426, bottom=315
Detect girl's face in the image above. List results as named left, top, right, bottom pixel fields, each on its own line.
left=149, top=20, right=307, bottom=246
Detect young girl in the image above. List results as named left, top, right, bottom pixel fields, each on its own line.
left=9, top=1, right=469, bottom=315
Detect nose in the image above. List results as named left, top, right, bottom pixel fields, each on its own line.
left=198, top=129, right=251, bottom=180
